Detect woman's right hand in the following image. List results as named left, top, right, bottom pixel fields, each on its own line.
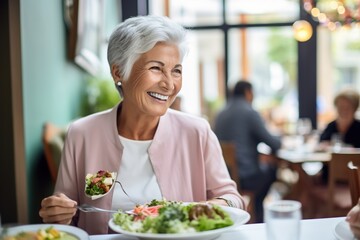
left=39, top=193, right=78, bottom=225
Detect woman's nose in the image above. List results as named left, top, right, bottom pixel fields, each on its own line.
left=160, top=72, right=175, bottom=90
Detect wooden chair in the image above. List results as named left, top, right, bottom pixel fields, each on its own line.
left=310, top=152, right=360, bottom=217
left=42, top=122, right=66, bottom=183
left=348, top=161, right=360, bottom=206
left=219, top=141, right=255, bottom=222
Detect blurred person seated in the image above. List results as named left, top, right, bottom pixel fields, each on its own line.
left=214, top=80, right=281, bottom=223
left=318, top=89, right=360, bottom=181
left=319, top=89, right=360, bottom=149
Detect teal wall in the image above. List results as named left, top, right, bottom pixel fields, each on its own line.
left=20, top=0, right=87, bottom=223
left=20, top=0, right=121, bottom=223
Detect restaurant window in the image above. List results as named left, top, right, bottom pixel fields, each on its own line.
left=171, top=0, right=223, bottom=26
left=228, top=27, right=298, bottom=132
left=226, top=0, right=299, bottom=24
left=183, top=30, right=225, bottom=118
left=149, top=0, right=300, bottom=131
left=317, top=25, right=360, bottom=130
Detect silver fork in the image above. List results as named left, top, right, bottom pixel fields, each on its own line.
left=115, top=180, right=139, bottom=206
left=77, top=204, right=117, bottom=213
left=77, top=204, right=136, bottom=215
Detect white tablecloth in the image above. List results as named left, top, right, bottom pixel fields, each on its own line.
left=90, top=217, right=346, bottom=240
left=277, top=149, right=331, bottom=163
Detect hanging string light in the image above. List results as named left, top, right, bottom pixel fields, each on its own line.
left=293, top=20, right=313, bottom=42
left=303, top=0, right=360, bottom=30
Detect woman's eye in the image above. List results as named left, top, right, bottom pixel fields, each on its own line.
left=150, top=66, right=161, bottom=71
left=173, top=69, right=182, bottom=75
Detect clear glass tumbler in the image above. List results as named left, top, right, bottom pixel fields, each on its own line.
left=265, top=200, right=302, bottom=240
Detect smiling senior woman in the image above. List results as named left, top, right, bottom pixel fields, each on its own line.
left=39, top=15, right=245, bottom=235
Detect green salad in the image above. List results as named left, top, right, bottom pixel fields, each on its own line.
left=113, top=200, right=234, bottom=234
left=85, top=170, right=115, bottom=196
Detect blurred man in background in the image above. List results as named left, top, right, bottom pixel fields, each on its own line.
left=214, top=80, right=281, bottom=222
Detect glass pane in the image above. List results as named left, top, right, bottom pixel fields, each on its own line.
left=180, top=30, right=225, bottom=117
left=226, top=0, right=299, bottom=24
left=149, top=0, right=166, bottom=16
left=170, top=0, right=223, bottom=26
left=317, top=26, right=360, bottom=130
left=169, top=0, right=223, bottom=26
left=228, top=27, right=298, bottom=134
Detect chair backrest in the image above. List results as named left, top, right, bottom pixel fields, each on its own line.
left=328, top=152, right=360, bottom=211
left=219, top=141, right=256, bottom=222
left=348, top=161, right=360, bottom=206
left=219, top=141, right=241, bottom=190
left=42, top=122, right=66, bottom=183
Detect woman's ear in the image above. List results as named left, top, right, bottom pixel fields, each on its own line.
left=111, top=64, right=124, bottom=98
left=111, top=64, right=122, bottom=81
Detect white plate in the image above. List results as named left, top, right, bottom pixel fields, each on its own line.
left=2, top=224, right=89, bottom=239
left=108, top=205, right=250, bottom=240
left=334, top=220, right=356, bottom=240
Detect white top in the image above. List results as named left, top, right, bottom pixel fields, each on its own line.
left=111, top=136, right=162, bottom=211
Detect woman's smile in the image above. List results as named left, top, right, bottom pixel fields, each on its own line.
left=147, top=91, right=169, bottom=101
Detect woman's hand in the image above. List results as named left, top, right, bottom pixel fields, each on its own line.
left=346, top=200, right=360, bottom=238
left=39, top=193, right=78, bottom=225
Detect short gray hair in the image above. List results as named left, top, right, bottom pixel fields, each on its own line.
left=107, top=15, right=188, bottom=81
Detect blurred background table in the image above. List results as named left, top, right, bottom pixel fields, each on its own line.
left=277, top=149, right=331, bottom=164
left=277, top=147, right=360, bottom=218
left=276, top=149, right=331, bottom=217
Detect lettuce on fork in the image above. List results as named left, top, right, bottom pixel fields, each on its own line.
left=85, top=170, right=116, bottom=196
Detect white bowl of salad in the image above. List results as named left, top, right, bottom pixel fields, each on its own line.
left=108, top=199, right=250, bottom=240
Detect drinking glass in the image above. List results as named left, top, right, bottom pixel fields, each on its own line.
left=265, top=200, right=302, bottom=240
left=296, top=118, right=312, bottom=136
left=331, top=133, right=343, bottom=152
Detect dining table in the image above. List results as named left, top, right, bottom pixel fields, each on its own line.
left=276, top=148, right=330, bottom=189
left=90, top=217, right=349, bottom=240
left=276, top=148, right=331, bottom=212
left=277, top=149, right=331, bottom=164
left=276, top=146, right=360, bottom=219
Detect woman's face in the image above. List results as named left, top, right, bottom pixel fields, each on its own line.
left=121, top=42, right=182, bottom=117
left=336, top=97, right=355, bottom=120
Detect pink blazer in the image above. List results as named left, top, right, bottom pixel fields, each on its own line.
left=55, top=103, right=245, bottom=234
